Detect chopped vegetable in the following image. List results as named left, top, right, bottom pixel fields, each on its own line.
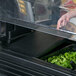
left=47, top=51, right=76, bottom=69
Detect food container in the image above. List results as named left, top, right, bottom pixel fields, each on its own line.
left=40, top=44, right=76, bottom=70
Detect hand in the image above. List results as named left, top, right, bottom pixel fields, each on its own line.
left=57, top=13, right=70, bottom=30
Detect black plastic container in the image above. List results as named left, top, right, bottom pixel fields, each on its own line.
left=40, top=44, right=76, bottom=70
left=7, top=31, right=66, bottom=57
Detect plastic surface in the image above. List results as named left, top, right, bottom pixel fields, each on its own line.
left=41, top=44, right=75, bottom=60
left=0, top=0, right=76, bottom=41
left=0, top=47, right=76, bottom=76
left=9, top=31, right=64, bottom=57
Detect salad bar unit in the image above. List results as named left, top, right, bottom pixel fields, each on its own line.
left=0, top=0, right=76, bottom=76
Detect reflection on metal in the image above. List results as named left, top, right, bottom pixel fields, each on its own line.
left=60, top=22, right=76, bottom=33
left=0, top=0, right=76, bottom=41
left=0, top=0, right=34, bottom=22
left=17, top=0, right=27, bottom=15
left=70, top=18, right=76, bottom=25
left=18, top=0, right=24, bottom=4
left=70, top=35, right=76, bottom=41
left=34, top=0, right=51, bottom=21
left=0, top=22, right=6, bottom=37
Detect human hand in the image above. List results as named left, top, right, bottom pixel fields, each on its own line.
left=57, top=13, right=71, bottom=30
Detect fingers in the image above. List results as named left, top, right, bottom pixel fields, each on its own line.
left=57, top=14, right=70, bottom=30
left=63, top=19, right=66, bottom=26
left=66, top=17, right=69, bottom=22
left=57, top=19, right=61, bottom=30
left=57, top=16, right=64, bottom=30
